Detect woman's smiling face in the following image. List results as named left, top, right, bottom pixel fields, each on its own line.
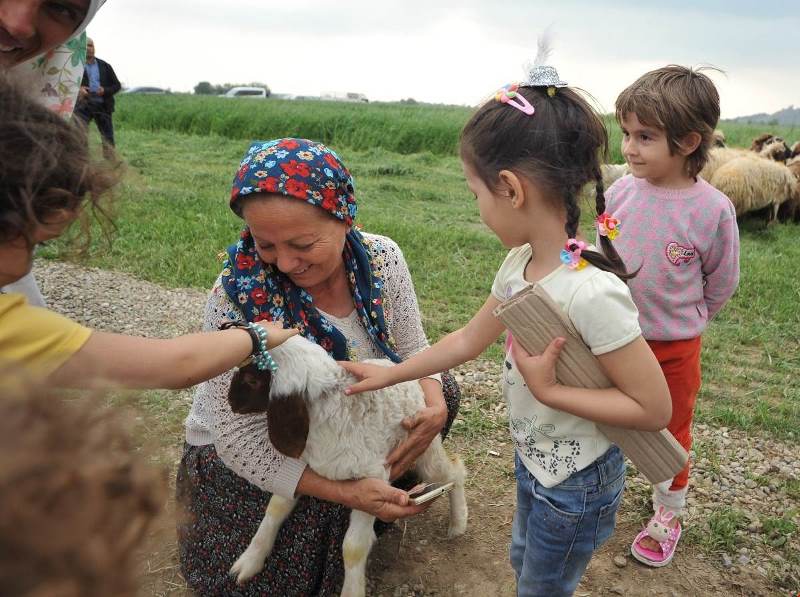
left=241, top=195, right=349, bottom=291
left=0, top=0, right=89, bottom=69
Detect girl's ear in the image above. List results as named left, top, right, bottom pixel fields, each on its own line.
left=677, top=132, right=702, bottom=156
left=498, top=170, right=526, bottom=209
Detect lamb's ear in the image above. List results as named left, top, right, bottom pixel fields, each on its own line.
left=267, top=393, right=309, bottom=458
left=227, top=364, right=272, bottom=414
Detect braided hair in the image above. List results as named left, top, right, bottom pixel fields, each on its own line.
left=461, top=85, right=634, bottom=281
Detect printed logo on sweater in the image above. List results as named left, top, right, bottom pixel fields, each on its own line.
left=665, top=242, right=696, bottom=266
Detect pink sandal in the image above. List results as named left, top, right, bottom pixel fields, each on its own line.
left=630, top=506, right=682, bottom=568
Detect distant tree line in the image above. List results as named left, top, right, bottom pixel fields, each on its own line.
left=193, top=81, right=271, bottom=96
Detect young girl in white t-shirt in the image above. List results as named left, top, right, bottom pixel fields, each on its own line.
left=343, top=65, right=672, bottom=596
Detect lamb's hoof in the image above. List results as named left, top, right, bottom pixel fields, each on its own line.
left=447, top=508, right=468, bottom=538
left=340, top=580, right=366, bottom=597
left=229, top=548, right=267, bottom=585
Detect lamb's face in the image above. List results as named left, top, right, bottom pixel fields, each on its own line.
left=268, top=335, right=343, bottom=402
left=226, top=334, right=343, bottom=458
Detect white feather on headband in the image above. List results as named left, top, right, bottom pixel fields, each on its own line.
left=524, top=32, right=568, bottom=88
left=534, top=31, right=554, bottom=67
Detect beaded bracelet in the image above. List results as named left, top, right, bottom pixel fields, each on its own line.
left=219, top=321, right=278, bottom=373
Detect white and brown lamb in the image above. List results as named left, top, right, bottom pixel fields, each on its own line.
left=227, top=335, right=468, bottom=597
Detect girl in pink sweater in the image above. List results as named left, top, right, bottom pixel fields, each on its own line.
left=606, top=65, right=740, bottom=567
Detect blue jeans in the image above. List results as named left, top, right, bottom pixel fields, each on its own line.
left=510, top=445, right=625, bottom=597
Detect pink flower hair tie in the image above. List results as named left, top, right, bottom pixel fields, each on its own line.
left=595, top=212, right=621, bottom=240
left=495, top=83, right=535, bottom=116
left=560, top=239, right=588, bottom=270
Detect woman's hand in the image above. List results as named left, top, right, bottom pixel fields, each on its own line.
left=339, top=361, right=397, bottom=395
left=386, top=405, right=447, bottom=480
left=337, top=478, right=431, bottom=522
left=255, top=322, right=299, bottom=349
left=510, top=338, right=565, bottom=405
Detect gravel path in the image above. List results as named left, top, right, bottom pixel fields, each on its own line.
left=32, top=259, right=800, bottom=593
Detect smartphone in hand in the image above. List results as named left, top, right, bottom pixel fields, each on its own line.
left=408, top=482, right=455, bottom=506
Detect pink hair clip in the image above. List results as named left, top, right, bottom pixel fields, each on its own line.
left=495, top=83, right=535, bottom=116
left=595, top=212, right=621, bottom=240
left=560, top=238, right=588, bottom=270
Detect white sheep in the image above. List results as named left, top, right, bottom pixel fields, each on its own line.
left=227, top=335, right=468, bottom=597
left=701, top=134, right=791, bottom=181
left=579, top=163, right=629, bottom=202
left=709, top=153, right=797, bottom=221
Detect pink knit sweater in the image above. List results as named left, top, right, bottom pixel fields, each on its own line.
left=605, top=175, right=740, bottom=341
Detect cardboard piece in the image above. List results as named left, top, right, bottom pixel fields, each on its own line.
left=493, top=284, right=688, bottom=485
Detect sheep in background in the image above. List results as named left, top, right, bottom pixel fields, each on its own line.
left=778, top=158, right=800, bottom=222
left=700, top=146, right=750, bottom=181
left=789, top=141, right=800, bottom=162
left=701, top=133, right=791, bottom=181
left=601, top=163, right=630, bottom=189
left=712, top=129, right=726, bottom=148
left=227, top=335, right=468, bottom=596
left=579, top=163, right=629, bottom=203
left=750, top=133, right=792, bottom=161
left=710, top=153, right=797, bottom=223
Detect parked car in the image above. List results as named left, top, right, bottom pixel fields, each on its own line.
left=123, top=86, right=169, bottom=94
left=224, top=86, right=269, bottom=99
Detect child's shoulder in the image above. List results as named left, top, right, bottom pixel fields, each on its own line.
left=499, top=244, right=533, bottom=275
left=546, top=264, right=641, bottom=355
left=547, top=258, right=633, bottom=306
left=606, top=173, right=636, bottom=199
left=695, top=177, right=737, bottom=217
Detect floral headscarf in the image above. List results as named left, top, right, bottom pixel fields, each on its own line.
left=11, top=0, right=106, bottom=116
left=221, top=138, right=401, bottom=363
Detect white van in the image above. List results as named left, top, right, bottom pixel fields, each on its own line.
left=223, top=87, right=268, bottom=99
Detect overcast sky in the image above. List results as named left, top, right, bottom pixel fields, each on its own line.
left=88, top=0, right=796, bottom=118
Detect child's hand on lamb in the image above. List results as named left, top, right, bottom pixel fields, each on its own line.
left=254, top=322, right=300, bottom=349
left=340, top=361, right=398, bottom=394
left=510, top=337, right=566, bottom=404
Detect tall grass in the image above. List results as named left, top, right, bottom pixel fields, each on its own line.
left=116, top=94, right=799, bottom=162
left=115, top=95, right=471, bottom=157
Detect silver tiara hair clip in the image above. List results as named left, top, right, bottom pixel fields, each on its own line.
left=523, top=33, right=568, bottom=94
left=495, top=33, right=569, bottom=114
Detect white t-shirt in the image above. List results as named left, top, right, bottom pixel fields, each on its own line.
left=491, top=244, right=642, bottom=487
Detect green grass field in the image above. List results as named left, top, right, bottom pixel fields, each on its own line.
left=46, top=96, right=800, bottom=439
left=115, top=94, right=799, bottom=163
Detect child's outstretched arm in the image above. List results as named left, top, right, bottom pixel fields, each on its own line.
left=343, top=295, right=506, bottom=394
left=49, top=323, right=299, bottom=390
left=512, top=336, right=672, bottom=431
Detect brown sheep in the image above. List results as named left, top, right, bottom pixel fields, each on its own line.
left=777, top=159, right=800, bottom=222
left=750, top=133, right=792, bottom=161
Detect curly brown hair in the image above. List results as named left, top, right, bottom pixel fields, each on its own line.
left=0, top=390, right=166, bottom=597
left=615, top=65, right=721, bottom=178
left=0, top=73, right=119, bottom=249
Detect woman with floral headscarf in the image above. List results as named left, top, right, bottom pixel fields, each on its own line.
left=1, top=0, right=106, bottom=304
left=178, top=138, right=461, bottom=595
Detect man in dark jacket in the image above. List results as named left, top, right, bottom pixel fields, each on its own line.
left=76, top=39, right=121, bottom=153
